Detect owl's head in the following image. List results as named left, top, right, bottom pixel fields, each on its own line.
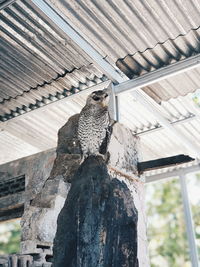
left=86, top=89, right=109, bottom=107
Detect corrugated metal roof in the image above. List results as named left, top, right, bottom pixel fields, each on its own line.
left=0, top=130, right=40, bottom=164
left=117, top=28, right=200, bottom=79
left=0, top=95, right=86, bottom=164
left=50, top=0, right=200, bottom=63
left=0, top=64, right=107, bottom=121
left=120, top=89, right=200, bottom=160
left=0, top=0, right=94, bottom=101
left=1, top=0, right=200, bottom=170
left=144, top=160, right=200, bottom=179
left=1, top=0, right=200, bottom=118
left=119, top=89, right=199, bottom=134
left=142, top=66, right=200, bottom=102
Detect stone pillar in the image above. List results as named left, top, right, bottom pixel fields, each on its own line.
left=4, top=114, right=148, bottom=266
left=52, top=119, right=149, bottom=266
left=21, top=115, right=81, bottom=241
left=18, top=114, right=82, bottom=265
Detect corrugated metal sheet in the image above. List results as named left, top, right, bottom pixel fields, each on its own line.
left=50, top=0, right=200, bottom=63
left=47, top=0, right=200, bottom=101
left=0, top=0, right=94, bottom=101
left=0, top=93, right=87, bottom=164
left=142, top=67, right=200, bottom=103
left=117, top=28, right=200, bottom=78
left=119, top=89, right=198, bottom=134
left=120, top=89, right=200, bottom=160
left=142, top=66, right=200, bottom=102
left=0, top=64, right=107, bottom=121
left=0, top=130, right=40, bottom=164
left=1, top=0, right=200, bottom=118
left=1, top=0, right=200, bottom=169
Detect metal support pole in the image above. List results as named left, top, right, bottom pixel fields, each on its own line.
left=179, top=173, right=199, bottom=267
left=108, top=83, right=120, bottom=122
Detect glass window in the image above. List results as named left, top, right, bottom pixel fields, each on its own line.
left=0, top=218, right=21, bottom=255
left=146, top=177, right=191, bottom=267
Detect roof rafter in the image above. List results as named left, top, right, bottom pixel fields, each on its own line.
left=145, top=163, right=200, bottom=183
left=115, top=54, right=200, bottom=95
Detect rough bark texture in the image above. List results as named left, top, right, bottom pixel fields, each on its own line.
left=53, top=156, right=138, bottom=267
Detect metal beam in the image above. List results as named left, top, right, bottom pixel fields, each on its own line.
left=32, top=0, right=200, bottom=158
left=137, top=114, right=196, bottom=136
left=133, top=90, right=200, bottom=158
left=32, top=0, right=123, bottom=121
left=179, top=174, right=199, bottom=267
left=115, top=54, right=200, bottom=95
left=108, top=82, right=120, bottom=121
left=145, top=163, right=200, bottom=183
left=31, top=0, right=125, bottom=84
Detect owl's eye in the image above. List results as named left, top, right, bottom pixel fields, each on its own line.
left=92, top=95, right=100, bottom=101
left=105, top=93, right=108, bottom=98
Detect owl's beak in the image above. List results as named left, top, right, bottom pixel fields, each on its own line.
left=101, top=96, right=109, bottom=107
left=101, top=102, right=107, bottom=107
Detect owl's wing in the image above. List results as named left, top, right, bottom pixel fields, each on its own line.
left=99, top=123, right=114, bottom=155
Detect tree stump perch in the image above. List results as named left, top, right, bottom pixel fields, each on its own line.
left=50, top=114, right=148, bottom=266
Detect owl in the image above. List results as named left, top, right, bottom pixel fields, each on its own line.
left=78, top=89, right=111, bottom=159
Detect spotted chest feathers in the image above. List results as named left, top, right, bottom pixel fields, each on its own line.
left=78, top=104, right=110, bottom=156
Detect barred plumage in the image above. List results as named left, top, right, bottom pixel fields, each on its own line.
left=78, top=89, right=111, bottom=157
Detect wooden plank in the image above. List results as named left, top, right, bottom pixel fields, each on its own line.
left=137, top=154, right=195, bottom=174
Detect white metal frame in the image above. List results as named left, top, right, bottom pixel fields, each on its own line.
left=179, top=173, right=199, bottom=267
left=115, top=54, right=200, bottom=95
left=146, top=163, right=200, bottom=267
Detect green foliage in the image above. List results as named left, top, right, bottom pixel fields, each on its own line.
left=146, top=176, right=198, bottom=267
left=192, top=90, right=200, bottom=107
left=0, top=219, right=21, bottom=255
